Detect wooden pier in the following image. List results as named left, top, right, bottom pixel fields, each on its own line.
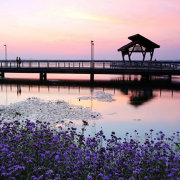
left=0, top=60, right=180, bottom=81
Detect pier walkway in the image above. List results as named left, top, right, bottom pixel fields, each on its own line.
left=0, top=60, right=180, bottom=81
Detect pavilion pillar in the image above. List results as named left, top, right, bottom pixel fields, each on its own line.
left=128, top=52, right=131, bottom=61
left=150, top=49, right=154, bottom=61
left=142, top=51, right=146, bottom=61
left=122, top=52, right=125, bottom=61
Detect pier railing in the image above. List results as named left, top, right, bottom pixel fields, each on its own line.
left=0, top=60, right=180, bottom=70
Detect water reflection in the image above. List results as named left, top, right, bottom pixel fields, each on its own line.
left=0, top=76, right=180, bottom=138
left=0, top=76, right=180, bottom=107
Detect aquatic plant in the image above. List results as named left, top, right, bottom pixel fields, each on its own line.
left=0, top=120, right=179, bottom=179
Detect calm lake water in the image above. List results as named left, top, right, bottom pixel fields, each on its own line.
left=0, top=73, right=180, bottom=138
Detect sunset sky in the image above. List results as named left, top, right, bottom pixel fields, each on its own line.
left=0, top=0, right=180, bottom=60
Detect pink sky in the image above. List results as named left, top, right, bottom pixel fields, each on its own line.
left=0, top=0, right=180, bottom=60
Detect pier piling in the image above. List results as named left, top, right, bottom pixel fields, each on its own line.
left=90, top=73, right=94, bottom=82
left=0, top=72, right=4, bottom=78
left=40, top=73, right=47, bottom=81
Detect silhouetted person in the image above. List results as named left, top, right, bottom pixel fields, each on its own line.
left=16, top=57, right=19, bottom=68
left=18, top=57, right=21, bottom=67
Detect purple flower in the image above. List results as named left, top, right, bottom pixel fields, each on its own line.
left=54, top=135, right=59, bottom=141
left=55, top=155, right=59, bottom=161
left=87, top=176, right=93, bottom=180
left=103, top=176, right=109, bottom=180
left=2, top=147, right=8, bottom=152
left=97, top=173, right=103, bottom=179
left=45, top=151, right=50, bottom=155
left=129, top=178, right=135, bottom=180
left=0, top=120, right=179, bottom=179
left=144, top=176, right=149, bottom=180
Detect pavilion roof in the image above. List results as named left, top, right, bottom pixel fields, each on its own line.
left=118, top=34, right=160, bottom=51
left=118, top=41, right=136, bottom=51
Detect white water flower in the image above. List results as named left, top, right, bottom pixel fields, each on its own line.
left=79, top=91, right=115, bottom=102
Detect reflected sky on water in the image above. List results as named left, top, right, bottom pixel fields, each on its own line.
left=0, top=74, right=180, bottom=138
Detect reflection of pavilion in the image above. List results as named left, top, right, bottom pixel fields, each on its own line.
left=118, top=34, right=160, bottom=61
left=119, top=85, right=155, bottom=106
left=128, top=89, right=154, bottom=107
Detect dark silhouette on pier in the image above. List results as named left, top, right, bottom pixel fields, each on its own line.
left=117, top=34, right=160, bottom=61
left=16, top=57, right=21, bottom=68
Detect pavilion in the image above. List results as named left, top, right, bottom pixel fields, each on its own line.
left=117, top=34, right=160, bottom=61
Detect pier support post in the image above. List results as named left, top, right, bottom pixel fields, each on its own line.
left=168, top=75, right=172, bottom=82
left=0, top=72, right=4, bottom=78
left=40, top=73, right=47, bottom=81
left=90, top=73, right=94, bottom=82
left=141, top=75, right=151, bottom=82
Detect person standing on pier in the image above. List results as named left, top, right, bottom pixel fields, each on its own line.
left=16, top=57, right=19, bottom=68
left=18, top=57, right=21, bottom=67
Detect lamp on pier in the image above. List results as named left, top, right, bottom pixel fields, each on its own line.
left=91, top=40, right=94, bottom=68
left=4, top=44, right=7, bottom=61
